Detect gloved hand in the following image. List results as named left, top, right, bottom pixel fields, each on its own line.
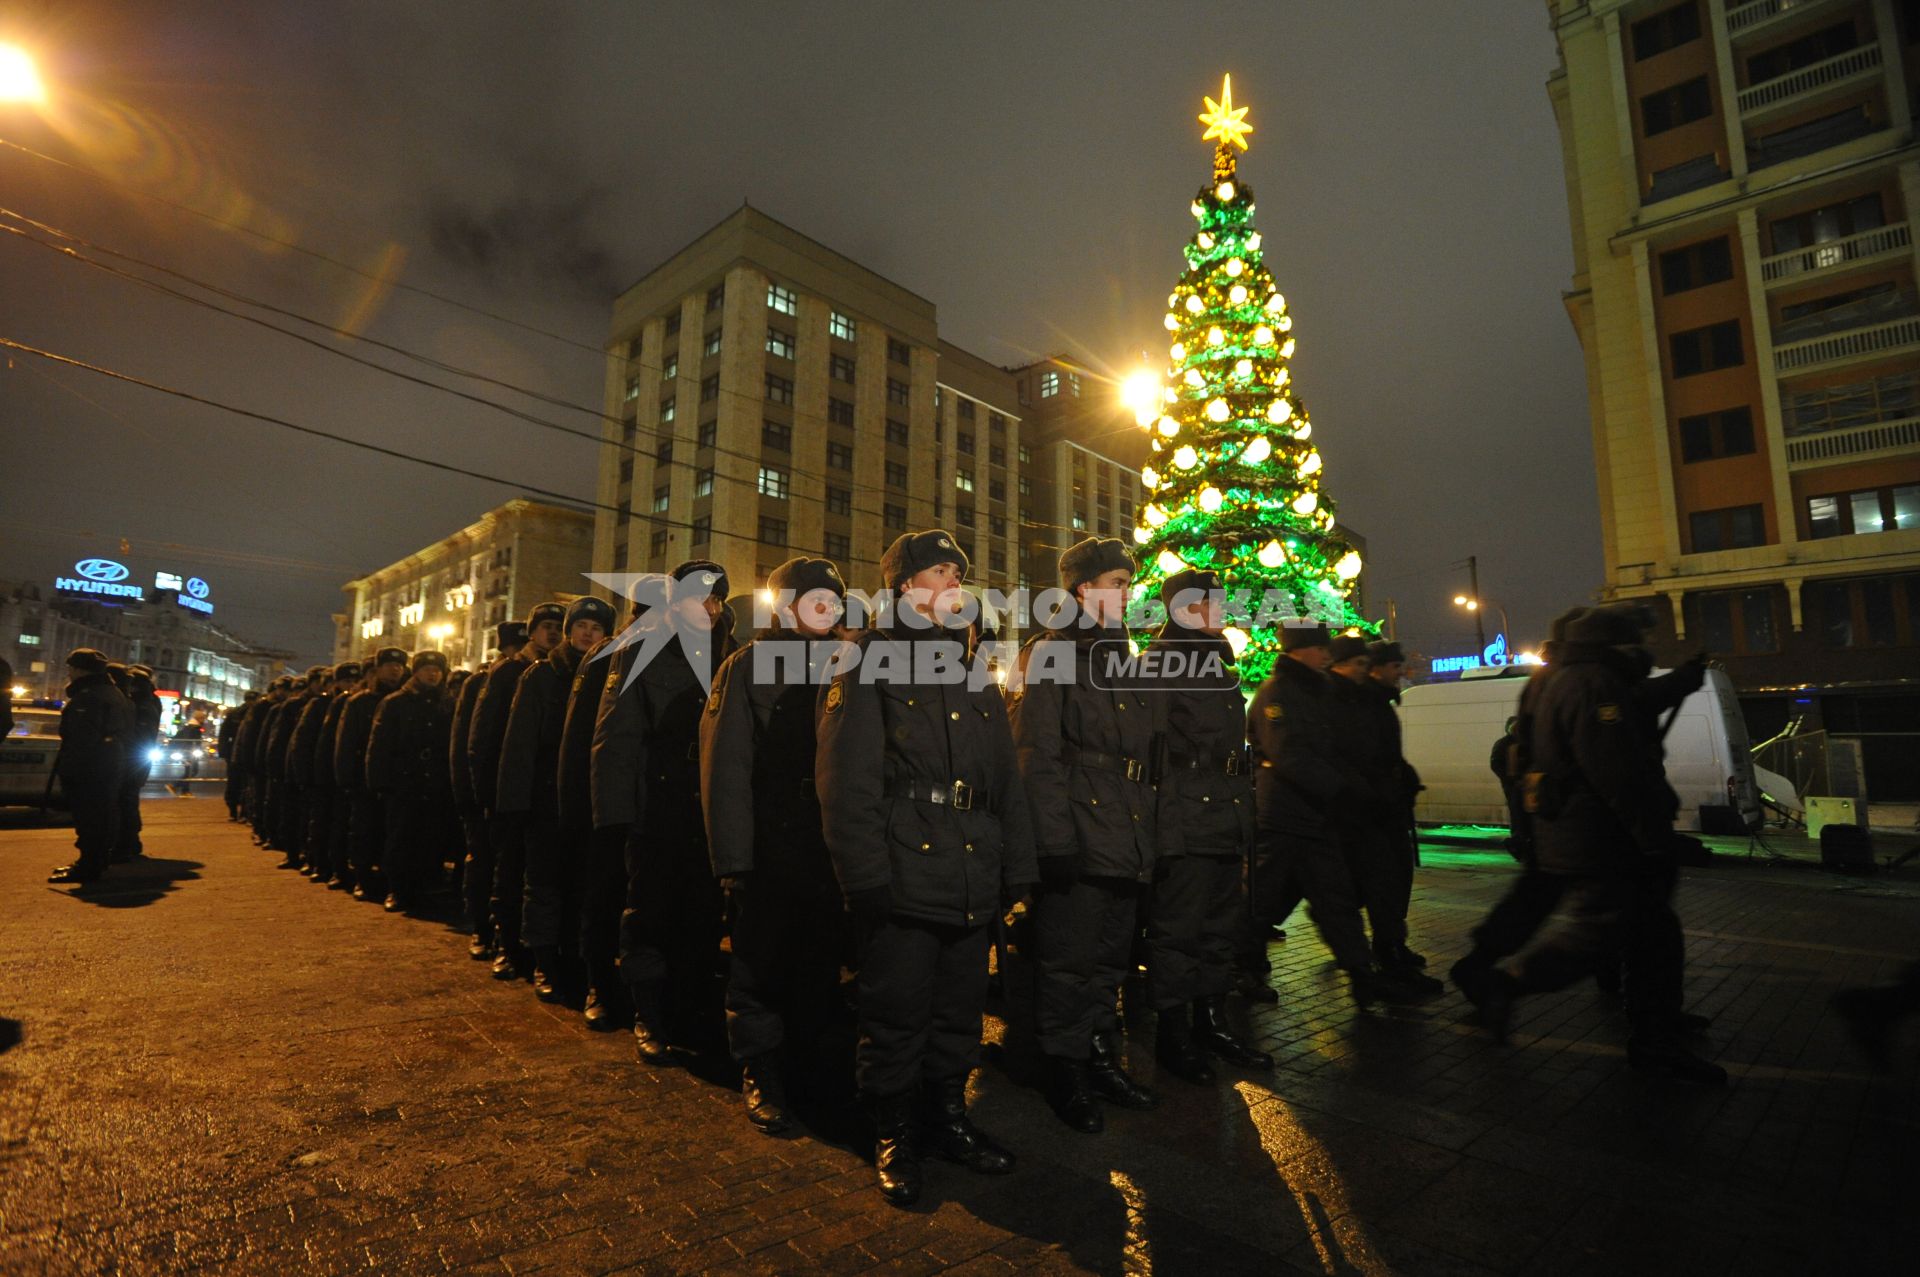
left=846, top=883, right=892, bottom=933
left=1037, top=854, right=1080, bottom=890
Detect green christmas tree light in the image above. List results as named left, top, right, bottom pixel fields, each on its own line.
left=1133, top=74, right=1372, bottom=687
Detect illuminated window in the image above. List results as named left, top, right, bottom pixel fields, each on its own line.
left=757, top=466, right=790, bottom=499
left=829, top=311, right=856, bottom=341
left=767, top=283, right=797, bottom=316
left=766, top=328, right=795, bottom=360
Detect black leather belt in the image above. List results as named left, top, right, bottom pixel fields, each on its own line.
left=1064, top=746, right=1150, bottom=784
left=1169, top=749, right=1249, bottom=776
left=890, top=778, right=976, bottom=810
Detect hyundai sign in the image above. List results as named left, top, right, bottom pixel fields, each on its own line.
left=55, top=558, right=144, bottom=601
left=156, top=569, right=213, bottom=614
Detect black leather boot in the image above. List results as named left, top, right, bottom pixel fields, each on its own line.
left=1087, top=1030, right=1157, bottom=1110
left=920, top=1076, right=1014, bottom=1173
left=1154, top=1008, right=1215, bottom=1085
left=867, top=1091, right=923, bottom=1206
left=1046, top=1056, right=1104, bottom=1133
left=1193, top=997, right=1272, bottom=1069
left=583, top=962, right=626, bottom=1031
left=531, top=947, right=562, bottom=1003
left=630, top=987, right=675, bottom=1066
left=741, top=1055, right=793, bottom=1135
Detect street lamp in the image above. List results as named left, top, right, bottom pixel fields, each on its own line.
left=0, top=43, right=46, bottom=105
left=1119, top=367, right=1164, bottom=428
left=1452, top=593, right=1512, bottom=658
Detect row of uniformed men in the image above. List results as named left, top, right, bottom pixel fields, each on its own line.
left=220, top=528, right=1437, bottom=1210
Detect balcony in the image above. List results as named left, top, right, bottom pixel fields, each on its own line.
left=1785, top=414, right=1920, bottom=466
left=1738, top=43, right=1883, bottom=119
left=1762, top=221, right=1913, bottom=286
left=1726, top=0, right=1847, bottom=42
left=1746, top=104, right=1880, bottom=170
left=1774, top=314, right=1920, bottom=370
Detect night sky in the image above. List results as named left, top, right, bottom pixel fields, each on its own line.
left=0, top=1, right=1595, bottom=668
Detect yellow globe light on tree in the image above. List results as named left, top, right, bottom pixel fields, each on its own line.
left=1157, top=416, right=1180, bottom=438
left=1205, top=398, right=1230, bottom=422
left=1172, top=444, right=1199, bottom=469
left=1157, top=549, right=1188, bottom=576
left=1299, top=450, right=1322, bottom=476
left=1334, top=550, right=1364, bottom=580
left=1257, top=539, right=1289, bottom=568
left=1241, top=435, right=1271, bottom=464
left=1198, top=486, right=1224, bottom=512
left=1266, top=398, right=1293, bottom=424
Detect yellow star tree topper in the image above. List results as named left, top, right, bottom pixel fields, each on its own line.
left=1198, top=73, right=1253, bottom=153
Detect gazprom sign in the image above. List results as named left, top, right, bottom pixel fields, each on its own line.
left=55, top=558, right=145, bottom=601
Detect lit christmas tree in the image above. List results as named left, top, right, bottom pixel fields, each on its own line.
left=1133, top=74, right=1370, bottom=687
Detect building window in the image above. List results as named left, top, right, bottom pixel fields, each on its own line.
left=887, top=337, right=910, bottom=364
left=1678, top=407, right=1756, bottom=462
left=1783, top=369, right=1915, bottom=436
left=1808, top=484, right=1920, bottom=538
left=758, top=515, right=788, bottom=546
left=989, top=479, right=1006, bottom=502
left=691, top=467, right=713, bottom=498
left=762, top=418, right=791, bottom=450
left=692, top=422, right=712, bottom=451
left=884, top=502, right=906, bottom=531
left=765, top=373, right=794, bottom=404
left=885, top=460, right=909, bottom=488
left=664, top=311, right=681, bottom=338
left=1018, top=476, right=1032, bottom=497
left=766, top=328, right=795, bottom=360
left=1659, top=237, right=1733, bottom=295
left=1118, top=497, right=1133, bottom=517
left=701, top=373, right=721, bottom=402
left=662, top=356, right=678, bottom=381
left=757, top=465, right=790, bottom=499
left=691, top=515, right=711, bottom=545
left=829, top=310, right=856, bottom=341
left=989, top=412, right=1006, bottom=434
left=956, top=505, right=976, bottom=528
left=707, top=283, right=725, bottom=313
left=886, top=378, right=910, bottom=407
left=656, top=438, right=674, bottom=463
left=1747, top=20, right=1860, bottom=87
left=624, top=376, right=640, bottom=402
left=767, top=283, right=797, bottom=316
left=957, top=399, right=975, bottom=421
left=1687, top=503, right=1766, bottom=552
left=830, top=354, right=856, bottom=383
left=650, top=528, right=669, bottom=556
left=885, top=419, right=909, bottom=446
left=1640, top=76, right=1712, bottom=137
left=1018, top=445, right=1031, bottom=465
left=1040, top=370, right=1060, bottom=398
left=1810, top=574, right=1920, bottom=647
left=618, top=457, right=634, bottom=485
left=651, top=484, right=669, bottom=514
left=958, top=432, right=975, bottom=455
left=1685, top=588, right=1779, bottom=654
left=826, top=485, right=852, bottom=516
left=660, top=396, right=676, bottom=424
left=990, top=515, right=1006, bottom=537
left=824, top=531, right=851, bottom=561
left=1072, top=512, right=1087, bottom=531
left=1631, top=2, right=1701, bottom=61
left=989, top=444, right=1006, bottom=466
left=827, top=441, right=854, bottom=471
left=828, top=397, right=855, bottom=426
left=1669, top=320, right=1743, bottom=377
left=703, top=329, right=723, bottom=357
left=955, top=468, right=975, bottom=493
left=1768, top=193, right=1885, bottom=256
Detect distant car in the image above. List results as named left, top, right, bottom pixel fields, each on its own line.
left=144, top=736, right=225, bottom=789
left=0, top=706, right=64, bottom=811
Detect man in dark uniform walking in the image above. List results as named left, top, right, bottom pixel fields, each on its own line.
left=218, top=691, right=258, bottom=821
left=452, top=622, right=527, bottom=959
left=700, top=556, right=851, bottom=1134
left=335, top=649, right=408, bottom=899
left=48, top=648, right=134, bottom=884
left=471, top=607, right=561, bottom=980
left=1011, top=536, right=1164, bottom=1132
left=114, top=663, right=161, bottom=863
left=500, top=596, right=614, bottom=1003
left=367, top=650, right=455, bottom=912
left=1143, top=569, right=1273, bottom=1085
left=594, top=562, right=736, bottom=1062
left=816, top=530, right=1035, bottom=1207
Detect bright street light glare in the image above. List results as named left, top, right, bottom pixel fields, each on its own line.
left=1120, top=369, right=1162, bottom=426
left=0, top=43, right=46, bottom=104
left=1452, top=595, right=1468, bottom=606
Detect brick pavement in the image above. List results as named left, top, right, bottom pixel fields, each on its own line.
left=1, top=800, right=1914, bottom=1276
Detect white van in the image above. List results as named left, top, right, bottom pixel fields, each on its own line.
left=1397, top=665, right=1760, bottom=832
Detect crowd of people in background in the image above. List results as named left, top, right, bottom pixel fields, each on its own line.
left=42, top=526, right=1735, bottom=1208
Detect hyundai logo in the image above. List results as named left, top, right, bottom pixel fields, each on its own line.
left=75, top=558, right=129, bottom=583
left=186, top=577, right=210, bottom=599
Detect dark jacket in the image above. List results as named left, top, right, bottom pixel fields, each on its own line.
left=286, top=691, right=334, bottom=792
left=125, top=677, right=162, bottom=760
left=1526, top=642, right=1678, bottom=875
left=556, top=636, right=615, bottom=834
left=590, top=623, right=735, bottom=833
left=332, top=684, right=384, bottom=792
left=216, top=708, right=245, bottom=760
left=467, top=652, right=534, bottom=814
left=1327, top=674, right=1405, bottom=818
left=495, top=642, right=585, bottom=817
left=699, top=632, right=840, bottom=882
left=1149, top=624, right=1253, bottom=858
left=312, top=693, right=350, bottom=789
left=247, top=696, right=286, bottom=778
left=57, top=671, right=134, bottom=781
left=815, top=622, right=1037, bottom=928
left=1247, top=655, right=1345, bottom=839
left=1010, top=625, right=1164, bottom=881
left=264, top=692, right=309, bottom=782
left=448, top=667, right=487, bottom=812
left=366, top=680, right=453, bottom=796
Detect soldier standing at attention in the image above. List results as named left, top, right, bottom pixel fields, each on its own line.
left=1010, top=536, right=1164, bottom=1133
left=335, top=649, right=409, bottom=900
left=453, top=622, right=527, bottom=959
left=366, top=650, right=455, bottom=913
left=816, top=530, right=1035, bottom=1207
left=242, top=677, right=290, bottom=846
left=286, top=664, right=344, bottom=879
left=47, top=648, right=133, bottom=884
left=310, top=663, right=360, bottom=888
left=218, top=690, right=257, bottom=821
left=501, top=596, right=614, bottom=1004
left=1142, top=569, right=1272, bottom=1085
left=471, top=607, right=560, bottom=981
left=115, top=663, right=162, bottom=863
left=700, top=556, right=850, bottom=1135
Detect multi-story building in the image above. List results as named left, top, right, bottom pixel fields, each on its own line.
left=2, top=581, right=129, bottom=701
left=336, top=498, right=594, bottom=669
left=1550, top=0, right=1920, bottom=790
